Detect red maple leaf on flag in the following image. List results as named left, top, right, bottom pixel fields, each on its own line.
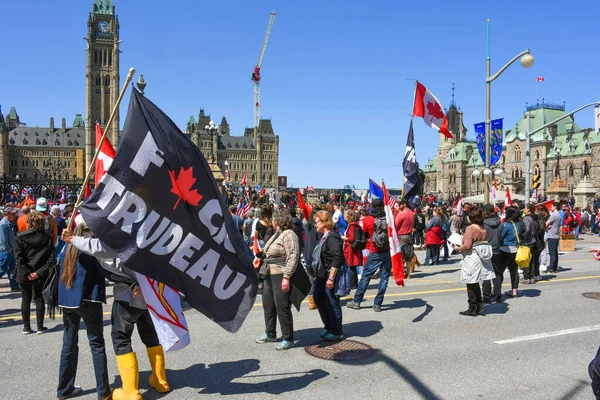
left=426, top=101, right=445, bottom=120
left=168, top=167, right=203, bottom=210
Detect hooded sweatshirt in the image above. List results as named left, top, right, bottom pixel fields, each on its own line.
left=483, top=215, right=502, bottom=254
left=14, top=229, right=53, bottom=284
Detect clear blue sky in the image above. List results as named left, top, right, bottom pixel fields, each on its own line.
left=3, top=0, right=599, bottom=189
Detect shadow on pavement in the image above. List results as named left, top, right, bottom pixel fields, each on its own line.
left=518, top=289, right=541, bottom=298
left=558, top=379, right=589, bottom=400
left=334, top=348, right=442, bottom=399
left=0, top=292, right=22, bottom=300
left=295, top=320, right=384, bottom=346
left=381, top=298, right=433, bottom=323
left=410, top=268, right=460, bottom=279
left=483, top=302, right=509, bottom=315
left=139, top=359, right=328, bottom=396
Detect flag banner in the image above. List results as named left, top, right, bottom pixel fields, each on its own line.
left=369, top=179, right=384, bottom=198
left=501, top=187, right=512, bottom=222
left=240, top=174, right=247, bottom=187
left=475, top=119, right=503, bottom=166
left=537, top=76, right=545, bottom=82
left=454, top=196, right=463, bottom=217
left=80, top=89, right=257, bottom=333
left=95, top=124, right=116, bottom=186
left=135, top=272, right=190, bottom=351
left=403, top=120, right=420, bottom=198
left=489, top=184, right=497, bottom=204
left=297, top=188, right=311, bottom=221
left=382, top=181, right=404, bottom=287
left=412, top=81, right=452, bottom=139
left=535, top=198, right=555, bottom=211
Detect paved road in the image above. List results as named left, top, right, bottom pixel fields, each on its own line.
left=1, top=234, right=600, bottom=399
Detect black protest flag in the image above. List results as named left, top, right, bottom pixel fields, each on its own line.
left=403, top=120, right=420, bottom=199
left=80, top=89, right=257, bottom=333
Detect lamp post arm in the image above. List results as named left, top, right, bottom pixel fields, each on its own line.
left=527, top=101, right=600, bottom=137
left=486, top=50, right=531, bottom=82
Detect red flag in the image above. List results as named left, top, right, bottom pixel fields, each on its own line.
left=535, top=199, right=555, bottom=211
left=383, top=181, right=404, bottom=287
left=252, top=234, right=262, bottom=270
left=501, top=188, right=512, bottom=221
left=84, top=183, right=91, bottom=200
left=413, top=81, right=452, bottom=139
left=537, top=76, right=545, bottom=82
left=240, top=174, right=247, bottom=187
left=297, top=189, right=312, bottom=222
left=95, top=123, right=116, bottom=186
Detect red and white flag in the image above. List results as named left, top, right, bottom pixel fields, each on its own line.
left=535, top=198, right=555, bottom=212
left=537, top=76, right=545, bottom=82
left=413, top=81, right=453, bottom=139
left=307, top=185, right=315, bottom=191
left=501, top=188, right=512, bottom=221
left=240, top=174, right=247, bottom=187
left=383, top=181, right=404, bottom=287
left=454, top=196, right=463, bottom=217
left=94, top=123, right=116, bottom=186
left=252, top=234, right=262, bottom=270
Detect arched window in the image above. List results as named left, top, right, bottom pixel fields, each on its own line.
left=535, top=150, right=540, bottom=160
left=511, top=169, right=515, bottom=178
left=514, top=145, right=521, bottom=162
left=584, top=141, right=591, bottom=152
left=533, top=165, right=540, bottom=176
left=568, top=164, right=574, bottom=177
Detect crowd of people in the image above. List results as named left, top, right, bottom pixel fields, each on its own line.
left=0, top=187, right=598, bottom=398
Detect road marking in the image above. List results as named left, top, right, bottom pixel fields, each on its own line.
left=495, top=325, right=600, bottom=344
left=1, top=275, right=599, bottom=321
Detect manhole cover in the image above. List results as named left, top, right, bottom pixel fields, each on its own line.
left=304, top=339, right=375, bottom=362
left=583, top=292, right=600, bottom=300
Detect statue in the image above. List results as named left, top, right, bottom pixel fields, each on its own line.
left=584, top=161, right=590, bottom=178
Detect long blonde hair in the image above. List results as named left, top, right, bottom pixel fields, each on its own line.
left=60, top=223, right=92, bottom=290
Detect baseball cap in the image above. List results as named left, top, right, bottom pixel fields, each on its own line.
left=36, top=197, right=48, bottom=212
left=2, top=207, right=18, bottom=215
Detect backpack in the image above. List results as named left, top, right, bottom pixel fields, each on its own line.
left=570, top=216, right=579, bottom=228
left=372, top=217, right=390, bottom=252
left=414, top=214, right=425, bottom=230
left=350, top=224, right=368, bottom=250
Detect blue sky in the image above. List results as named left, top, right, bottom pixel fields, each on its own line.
left=3, top=0, right=599, bottom=189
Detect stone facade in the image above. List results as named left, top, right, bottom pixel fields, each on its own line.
left=424, top=101, right=600, bottom=199
left=0, top=0, right=279, bottom=187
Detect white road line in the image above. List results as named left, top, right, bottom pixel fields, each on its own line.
left=495, top=325, right=600, bottom=344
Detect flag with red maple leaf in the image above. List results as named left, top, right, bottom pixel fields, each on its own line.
left=412, top=81, right=453, bottom=139
left=80, top=88, right=258, bottom=333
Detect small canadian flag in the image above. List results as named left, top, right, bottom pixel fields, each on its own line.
left=537, top=76, right=545, bottom=82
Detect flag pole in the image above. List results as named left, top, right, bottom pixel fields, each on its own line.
left=69, top=67, right=136, bottom=228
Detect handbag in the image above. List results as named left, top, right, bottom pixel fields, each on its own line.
left=512, top=222, right=531, bottom=269
left=334, top=264, right=352, bottom=297
left=309, top=232, right=329, bottom=278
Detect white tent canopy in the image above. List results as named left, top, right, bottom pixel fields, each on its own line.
left=460, top=191, right=527, bottom=204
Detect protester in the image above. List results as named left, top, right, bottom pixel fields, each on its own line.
left=395, top=198, right=415, bottom=277
left=453, top=206, right=495, bottom=316
left=57, top=215, right=111, bottom=400
left=15, top=211, right=54, bottom=334
left=52, top=205, right=68, bottom=254
left=256, top=204, right=274, bottom=246
left=347, top=198, right=391, bottom=312
left=521, top=204, right=543, bottom=284
left=312, top=210, right=344, bottom=340
left=413, top=207, right=425, bottom=249
left=62, top=227, right=170, bottom=398
left=255, top=211, right=300, bottom=350
left=424, top=207, right=445, bottom=266
left=546, top=202, right=562, bottom=273
left=0, top=207, right=20, bottom=291
left=499, top=206, right=523, bottom=298
left=229, top=204, right=244, bottom=234
left=16, top=205, right=30, bottom=233
left=341, top=209, right=363, bottom=288
left=482, top=204, right=502, bottom=304
left=36, top=197, right=58, bottom=246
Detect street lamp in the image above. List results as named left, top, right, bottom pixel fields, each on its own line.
left=483, top=19, right=534, bottom=204
left=204, top=120, right=218, bottom=162
left=472, top=169, right=481, bottom=195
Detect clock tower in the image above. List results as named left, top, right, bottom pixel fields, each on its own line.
left=85, top=0, right=120, bottom=170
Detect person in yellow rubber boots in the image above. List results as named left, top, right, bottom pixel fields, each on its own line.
left=62, top=226, right=170, bottom=398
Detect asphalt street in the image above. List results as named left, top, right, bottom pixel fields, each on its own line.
left=1, top=234, right=600, bottom=399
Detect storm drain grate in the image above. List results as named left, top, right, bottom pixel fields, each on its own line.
left=304, top=340, right=375, bottom=362
left=582, top=292, right=600, bottom=300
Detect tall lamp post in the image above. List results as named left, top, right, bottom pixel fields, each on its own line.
left=484, top=19, right=534, bottom=204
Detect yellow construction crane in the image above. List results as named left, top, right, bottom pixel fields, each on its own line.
left=251, top=11, right=277, bottom=136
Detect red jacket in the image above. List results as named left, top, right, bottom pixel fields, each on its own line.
left=343, top=223, right=363, bottom=267
left=425, top=225, right=445, bottom=246
left=359, top=215, right=378, bottom=253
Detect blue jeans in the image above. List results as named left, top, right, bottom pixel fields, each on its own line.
left=57, top=302, right=111, bottom=400
left=0, top=250, right=19, bottom=290
left=353, top=251, right=391, bottom=306
left=547, top=238, right=559, bottom=272
left=313, top=277, right=342, bottom=336
left=575, top=226, right=580, bottom=240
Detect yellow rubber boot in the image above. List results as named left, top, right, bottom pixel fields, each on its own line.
left=112, top=352, right=142, bottom=400
left=147, top=345, right=170, bottom=392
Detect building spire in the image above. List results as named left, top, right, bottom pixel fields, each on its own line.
left=450, top=83, right=456, bottom=108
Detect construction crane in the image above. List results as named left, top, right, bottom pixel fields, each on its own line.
left=251, top=11, right=277, bottom=136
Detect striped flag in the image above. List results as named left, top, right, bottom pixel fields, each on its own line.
left=383, top=181, right=404, bottom=287
left=454, top=196, right=463, bottom=217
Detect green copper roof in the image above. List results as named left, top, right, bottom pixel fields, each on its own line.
left=94, top=0, right=113, bottom=15
left=546, top=130, right=599, bottom=158
left=505, top=106, right=581, bottom=144
left=443, top=141, right=479, bottom=163
left=424, top=159, right=437, bottom=172
left=188, top=115, right=196, bottom=125
left=8, top=106, right=18, bottom=119
left=72, top=114, right=85, bottom=128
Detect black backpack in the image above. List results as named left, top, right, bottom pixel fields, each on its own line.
left=350, top=224, right=368, bottom=250
left=372, top=217, right=390, bottom=252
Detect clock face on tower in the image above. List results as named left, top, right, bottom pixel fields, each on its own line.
left=97, top=20, right=110, bottom=34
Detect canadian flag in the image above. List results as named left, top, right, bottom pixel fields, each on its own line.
left=501, top=187, right=512, bottom=221
left=240, top=174, right=247, bottom=187
left=454, top=196, right=463, bottom=217
left=537, top=76, right=545, bottom=82
left=307, top=185, right=315, bottom=191
left=413, top=81, right=453, bottom=139
left=94, top=123, right=116, bottom=186
left=383, top=181, right=404, bottom=287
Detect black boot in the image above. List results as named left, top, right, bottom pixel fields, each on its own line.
left=459, top=307, right=477, bottom=317
left=476, top=302, right=485, bottom=315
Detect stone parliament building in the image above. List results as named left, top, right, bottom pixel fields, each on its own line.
left=0, top=0, right=279, bottom=190
left=423, top=96, right=600, bottom=201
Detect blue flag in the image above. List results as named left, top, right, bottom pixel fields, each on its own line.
left=369, top=178, right=383, bottom=198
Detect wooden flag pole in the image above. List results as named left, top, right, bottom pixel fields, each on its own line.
left=69, top=67, right=136, bottom=228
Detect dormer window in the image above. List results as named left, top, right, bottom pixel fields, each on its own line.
left=584, top=140, right=591, bottom=152
left=55, top=139, right=60, bottom=146
left=568, top=142, right=576, bottom=152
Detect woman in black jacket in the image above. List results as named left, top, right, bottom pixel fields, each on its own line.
left=15, top=211, right=54, bottom=334
left=312, top=210, right=344, bottom=341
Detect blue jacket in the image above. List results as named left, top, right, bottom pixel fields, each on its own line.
left=500, top=221, right=523, bottom=247
left=58, top=250, right=106, bottom=308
